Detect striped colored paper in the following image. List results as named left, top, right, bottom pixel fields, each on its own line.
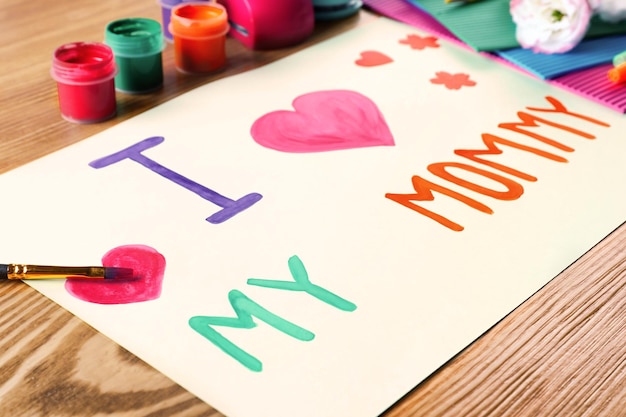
left=551, top=64, right=626, bottom=113
left=499, top=35, right=626, bottom=79
left=407, top=0, right=626, bottom=52
left=407, top=0, right=518, bottom=51
left=362, top=0, right=626, bottom=112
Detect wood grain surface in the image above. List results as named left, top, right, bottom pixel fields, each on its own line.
left=1, top=0, right=625, bottom=416
left=384, top=224, right=626, bottom=417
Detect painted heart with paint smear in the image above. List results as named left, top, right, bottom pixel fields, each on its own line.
left=355, top=51, right=393, bottom=67
left=250, top=90, right=395, bottom=153
left=65, top=244, right=166, bottom=304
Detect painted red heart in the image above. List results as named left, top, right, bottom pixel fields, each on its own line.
left=65, top=244, right=166, bottom=304
left=250, top=90, right=395, bottom=153
left=355, top=51, right=393, bottom=67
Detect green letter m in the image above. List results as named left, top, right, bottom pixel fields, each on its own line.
left=189, top=290, right=315, bottom=372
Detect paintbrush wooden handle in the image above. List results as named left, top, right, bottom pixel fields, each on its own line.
left=0, top=264, right=134, bottom=280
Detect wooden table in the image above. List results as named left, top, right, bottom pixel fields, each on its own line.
left=1, top=1, right=624, bottom=415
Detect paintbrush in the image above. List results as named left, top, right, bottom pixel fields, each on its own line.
left=0, top=264, right=134, bottom=280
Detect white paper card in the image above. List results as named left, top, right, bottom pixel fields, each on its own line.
left=1, top=17, right=624, bottom=417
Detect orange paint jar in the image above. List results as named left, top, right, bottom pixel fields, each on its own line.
left=169, top=2, right=230, bottom=73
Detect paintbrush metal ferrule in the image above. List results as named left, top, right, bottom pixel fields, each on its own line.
left=0, top=264, right=134, bottom=280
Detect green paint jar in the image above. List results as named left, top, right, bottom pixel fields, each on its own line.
left=105, top=18, right=164, bottom=94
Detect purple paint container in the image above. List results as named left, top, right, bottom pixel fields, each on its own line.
left=158, top=0, right=209, bottom=42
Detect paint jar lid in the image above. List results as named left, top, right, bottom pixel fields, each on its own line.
left=313, top=0, right=363, bottom=20
left=105, top=18, right=164, bottom=58
left=159, top=0, right=188, bottom=6
left=51, top=42, right=117, bottom=84
left=169, top=2, right=229, bottom=39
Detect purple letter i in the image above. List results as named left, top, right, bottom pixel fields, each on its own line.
left=89, top=136, right=263, bottom=223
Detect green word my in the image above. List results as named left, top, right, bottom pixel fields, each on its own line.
left=189, top=255, right=357, bottom=371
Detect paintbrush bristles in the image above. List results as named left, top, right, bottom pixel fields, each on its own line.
left=104, top=267, right=135, bottom=280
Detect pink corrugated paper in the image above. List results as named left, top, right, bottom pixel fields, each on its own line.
left=550, top=64, right=626, bottom=113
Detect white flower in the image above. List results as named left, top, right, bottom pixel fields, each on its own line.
left=510, top=0, right=592, bottom=54
left=589, top=0, right=626, bottom=23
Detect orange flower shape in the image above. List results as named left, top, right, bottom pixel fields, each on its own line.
left=430, top=72, right=476, bottom=90
left=399, top=34, right=440, bottom=50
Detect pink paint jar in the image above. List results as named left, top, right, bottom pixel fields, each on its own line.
left=51, top=42, right=118, bottom=123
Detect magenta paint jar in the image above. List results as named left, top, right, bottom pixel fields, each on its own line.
left=51, top=42, right=118, bottom=123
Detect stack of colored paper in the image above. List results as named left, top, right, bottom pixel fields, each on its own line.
left=363, top=0, right=626, bottom=113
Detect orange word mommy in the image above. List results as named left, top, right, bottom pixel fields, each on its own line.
left=385, top=96, right=610, bottom=231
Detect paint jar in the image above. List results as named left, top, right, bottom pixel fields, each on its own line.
left=169, top=2, right=230, bottom=73
left=105, top=18, right=164, bottom=93
left=312, top=0, right=363, bottom=21
left=51, top=42, right=117, bottom=123
left=158, top=0, right=208, bottom=42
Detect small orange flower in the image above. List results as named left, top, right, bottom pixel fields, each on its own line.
left=430, top=71, right=477, bottom=90
left=399, top=34, right=440, bottom=50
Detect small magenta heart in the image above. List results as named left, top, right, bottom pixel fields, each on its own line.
left=355, top=51, right=393, bottom=67
left=65, top=245, right=166, bottom=304
left=250, top=90, right=395, bottom=153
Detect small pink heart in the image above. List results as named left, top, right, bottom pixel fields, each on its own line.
left=65, top=245, right=166, bottom=304
left=250, top=90, right=395, bottom=153
left=355, top=51, right=393, bottom=67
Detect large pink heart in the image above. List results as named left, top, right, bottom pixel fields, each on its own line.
left=65, top=245, right=166, bottom=304
left=250, top=90, right=395, bottom=153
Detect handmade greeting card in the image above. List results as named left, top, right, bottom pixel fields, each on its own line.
left=1, top=17, right=624, bottom=417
